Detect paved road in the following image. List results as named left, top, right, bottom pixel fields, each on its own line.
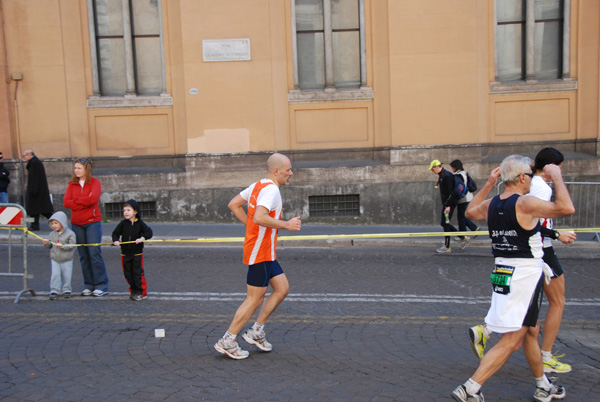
left=1, top=236, right=599, bottom=401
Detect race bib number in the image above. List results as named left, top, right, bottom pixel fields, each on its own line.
left=490, top=264, right=515, bottom=295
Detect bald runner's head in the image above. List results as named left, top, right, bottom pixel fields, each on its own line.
left=267, top=153, right=290, bottom=173
left=266, top=153, right=293, bottom=187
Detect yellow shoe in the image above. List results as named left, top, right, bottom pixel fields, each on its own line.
left=468, top=325, right=488, bottom=359
left=543, top=355, right=572, bottom=373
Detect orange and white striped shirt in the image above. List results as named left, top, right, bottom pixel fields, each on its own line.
left=240, top=179, right=282, bottom=265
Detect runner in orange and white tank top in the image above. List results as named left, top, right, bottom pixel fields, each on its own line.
left=214, top=153, right=301, bottom=360
left=242, top=178, right=282, bottom=265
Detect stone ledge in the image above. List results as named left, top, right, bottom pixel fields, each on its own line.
left=87, top=94, right=173, bottom=109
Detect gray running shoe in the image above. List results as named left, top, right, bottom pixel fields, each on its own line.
left=460, top=236, right=470, bottom=250
left=436, top=245, right=451, bottom=253
left=451, top=384, right=484, bottom=401
left=214, top=338, right=249, bottom=360
left=533, top=380, right=566, bottom=402
left=242, top=328, right=273, bottom=352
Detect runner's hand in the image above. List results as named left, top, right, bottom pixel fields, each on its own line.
left=488, top=167, right=501, bottom=185
left=286, top=216, right=301, bottom=231
left=557, top=230, right=576, bottom=244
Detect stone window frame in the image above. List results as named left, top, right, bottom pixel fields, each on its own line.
left=288, top=0, right=373, bottom=103
left=490, top=0, right=577, bottom=94
left=86, top=0, right=172, bottom=108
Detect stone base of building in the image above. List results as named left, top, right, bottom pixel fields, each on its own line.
left=3, top=139, right=599, bottom=226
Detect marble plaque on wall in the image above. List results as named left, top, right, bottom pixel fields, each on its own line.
left=202, top=38, right=251, bottom=62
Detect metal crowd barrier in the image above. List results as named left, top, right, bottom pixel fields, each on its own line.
left=553, top=182, right=600, bottom=242
left=0, top=203, right=36, bottom=303
left=494, top=181, right=600, bottom=243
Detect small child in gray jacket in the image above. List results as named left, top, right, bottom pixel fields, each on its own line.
left=42, top=211, right=77, bottom=300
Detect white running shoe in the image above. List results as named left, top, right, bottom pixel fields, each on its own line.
left=214, top=338, right=249, bottom=360
left=242, top=328, right=273, bottom=352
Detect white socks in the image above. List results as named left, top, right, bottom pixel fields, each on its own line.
left=541, top=350, right=552, bottom=363
left=535, top=375, right=551, bottom=391
left=464, top=378, right=481, bottom=395
left=223, top=323, right=264, bottom=343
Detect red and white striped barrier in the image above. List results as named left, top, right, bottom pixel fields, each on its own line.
left=0, top=205, right=25, bottom=226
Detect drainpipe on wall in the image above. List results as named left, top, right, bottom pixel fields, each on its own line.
left=11, top=73, right=25, bottom=206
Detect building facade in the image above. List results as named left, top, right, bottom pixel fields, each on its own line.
left=0, top=0, right=599, bottom=225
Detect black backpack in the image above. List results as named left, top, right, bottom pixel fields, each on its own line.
left=466, top=173, right=477, bottom=192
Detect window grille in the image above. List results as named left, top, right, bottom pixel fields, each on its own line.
left=309, top=194, right=360, bottom=217
left=104, top=201, right=157, bottom=220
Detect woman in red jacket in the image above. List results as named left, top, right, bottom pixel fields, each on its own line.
left=63, top=158, right=109, bottom=296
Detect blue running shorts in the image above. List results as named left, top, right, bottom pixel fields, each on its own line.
left=246, top=260, right=284, bottom=287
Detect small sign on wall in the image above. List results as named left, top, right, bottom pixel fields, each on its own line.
left=202, top=38, right=251, bottom=62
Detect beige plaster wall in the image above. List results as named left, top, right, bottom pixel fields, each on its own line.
left=179, top=0, right=288, bottom=154
left=576, top=0, right=600, bottom=140
left=2, top=0, right=71, bottom=158
left=0, top=17, right=13, bottom=158
left=88, top=108, right=174, bottom=156
left=386, top=0, right=488, bottom=146
left=489, top=93, right=576, bottom=143
left=0, top=0, right=597, bottom=160
left=289, top=102, right=373, bottom=149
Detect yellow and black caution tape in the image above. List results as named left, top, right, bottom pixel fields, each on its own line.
left=1, top=225, right=598, bottom=248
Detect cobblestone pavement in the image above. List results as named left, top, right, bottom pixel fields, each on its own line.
left=1, top=242, right=599, bottom=401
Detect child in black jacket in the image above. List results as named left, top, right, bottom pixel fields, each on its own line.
left=112, top=199, right=153, bottom=301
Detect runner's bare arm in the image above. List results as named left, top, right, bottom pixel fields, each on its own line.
left=253, top=206, right=301, bottom=231
left=519, top=165, right=575, bottom=219
left=228, top=194, right=248, bottom=225
left=466, top=167, right=501, bottom=221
